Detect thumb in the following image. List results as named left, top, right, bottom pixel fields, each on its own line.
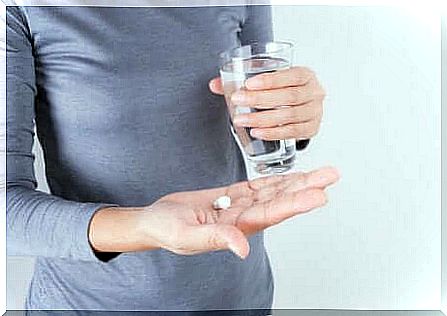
left=185, top=224, right=250, bottom=259
left=208, top=77, right=224, bottom=95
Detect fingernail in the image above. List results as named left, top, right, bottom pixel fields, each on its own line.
left=233, top=115, right=250, bottom=126
left=326, top=167, right=341, bottom=181
left=231, top=92, right=246, bottom=104
left=245, top=77, right=264, bottom=89
left=250, top=129, right=261, bottom=138
left=312, top=167, right=341, bottom=186
left=228, top=244, right=245, bottom=259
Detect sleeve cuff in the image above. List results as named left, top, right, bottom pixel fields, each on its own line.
left=296, top=139, right=310, bottom=151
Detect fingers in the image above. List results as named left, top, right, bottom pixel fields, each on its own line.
left=250, top=119, right=321, bottom=140
left=230, top=67, right=325, bottom=110
left=237, top=188, right=328, bottom=234
left=265, top=188, right=328, bottom=225
left=247, top=173, right=287, bottom=190
left=212, top=67, right=325, bottom=142
left=231, top=85, right=322, bottom=109
left=179, top=224, right=250, bottom=259
left=227, top=168, right=339, bottom=235
left=281, top=166, right=340, bottom=193
left=249, top=166, right=339, bottom=191
left=245, top=66, right=315, bottom=90
left=209, top=77, right=224, bottom=95
left=250, top=166, right=340, bottom=203
left=233, top=100, right=322, bottom=128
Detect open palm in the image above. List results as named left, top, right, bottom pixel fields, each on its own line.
left=144, top=166, right=339, bottom=259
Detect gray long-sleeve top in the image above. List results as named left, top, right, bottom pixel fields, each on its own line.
left=6, top=5, right=280, bottom=311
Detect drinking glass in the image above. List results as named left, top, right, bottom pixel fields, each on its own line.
left=219, top=41, right=296, bottom=176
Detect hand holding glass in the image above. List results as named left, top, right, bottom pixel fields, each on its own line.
left=219, top=42, right=296, bottom=176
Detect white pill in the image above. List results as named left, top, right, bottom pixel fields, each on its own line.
left=212, top=195, right=232, bottom=210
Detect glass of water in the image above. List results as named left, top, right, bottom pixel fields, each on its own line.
left=219, top=41, right=296, bottom=176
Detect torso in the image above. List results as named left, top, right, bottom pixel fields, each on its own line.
left=21, top=6, right=273, bottom=310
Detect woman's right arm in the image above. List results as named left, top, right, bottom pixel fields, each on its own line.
left=5, top=6, right=153, bottom=262
left=4, top=6, right=242, bottom=263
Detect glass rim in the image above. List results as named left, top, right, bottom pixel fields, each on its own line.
left=219, top=40, right=294, bottom=61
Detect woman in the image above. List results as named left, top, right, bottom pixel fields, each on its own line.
left=6, top=3, right=338, bottom=314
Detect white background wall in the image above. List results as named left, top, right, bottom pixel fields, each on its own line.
left=442, top=15, right=446, bottom=315
left=265, top=5, right=441, bottom=309
left=7, top=5, right=442, bottom=311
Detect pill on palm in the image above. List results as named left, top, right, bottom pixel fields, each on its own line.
left=212, top=195, right=232, bottom=210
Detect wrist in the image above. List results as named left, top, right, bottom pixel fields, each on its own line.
left=133, top=207, right=163, bottom=250
left=89, top=206, right=160, bottom=253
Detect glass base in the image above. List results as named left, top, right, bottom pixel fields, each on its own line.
left=247, top=155, right=296, bottom=177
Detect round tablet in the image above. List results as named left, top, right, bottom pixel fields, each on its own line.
left=212, top=195, right=232, bottom=210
